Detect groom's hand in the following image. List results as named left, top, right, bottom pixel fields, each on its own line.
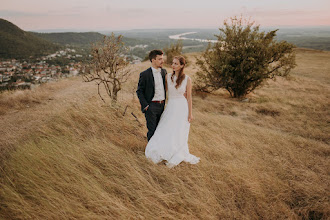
left=144, top=105, right=149, bottom=112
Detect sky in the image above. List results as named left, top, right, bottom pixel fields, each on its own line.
left=1, top=0, right=330, bottom=31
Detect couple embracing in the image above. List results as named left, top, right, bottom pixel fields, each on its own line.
left=136, top=50, right=200, bottom=168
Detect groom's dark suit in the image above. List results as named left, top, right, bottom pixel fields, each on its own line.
left=136, top=67, right=167, bottom=141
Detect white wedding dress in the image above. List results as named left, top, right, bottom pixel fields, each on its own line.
left=145, top=73, right=200, bottom=167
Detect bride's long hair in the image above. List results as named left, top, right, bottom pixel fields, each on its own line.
left=171, top=55, right=186, bottom=89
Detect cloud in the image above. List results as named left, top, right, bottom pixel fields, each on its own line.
left=0, top=10, right=46, bottom=17
left=247, top=8, right=325, bottom=17
left=236, top=7, right=330, bottom=26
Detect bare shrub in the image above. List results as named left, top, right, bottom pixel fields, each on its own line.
left=82, top=33, right=131, bottom=103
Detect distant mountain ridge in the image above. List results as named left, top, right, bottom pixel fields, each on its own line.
left=32, top=32, right=105, bottom=48
left=0, top=19, right=60, bottom=59
left=32, top=32, right=153, bottom=49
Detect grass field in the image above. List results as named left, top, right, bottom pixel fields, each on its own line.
left=0, top=48, right=329, bottom=219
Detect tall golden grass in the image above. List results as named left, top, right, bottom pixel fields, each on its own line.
left=0, top=48, right=329, bottom=219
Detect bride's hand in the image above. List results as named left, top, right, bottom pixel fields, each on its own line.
left=188, top=115, right=193, bottom=123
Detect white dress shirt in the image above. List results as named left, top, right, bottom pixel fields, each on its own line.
left=151, top=67, right=165, bottom=101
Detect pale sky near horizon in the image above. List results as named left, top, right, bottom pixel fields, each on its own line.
left=1, top=0, right=330, bottom=31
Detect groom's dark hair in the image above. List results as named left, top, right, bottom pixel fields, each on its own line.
left=149, top=49, right=163, bottom=62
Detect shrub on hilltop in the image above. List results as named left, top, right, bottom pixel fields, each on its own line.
left=195, top=16, right=297, bottom=98
left=82, top=33, right=132, bottom=103
left=163, top=40, right=188, bottom=65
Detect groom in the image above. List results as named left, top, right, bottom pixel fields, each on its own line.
left=136, top=49, right=167, bottom=141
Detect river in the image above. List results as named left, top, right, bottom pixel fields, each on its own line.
left=169, top=32, right=217, bottom=43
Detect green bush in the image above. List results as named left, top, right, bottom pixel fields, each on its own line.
left=195, top=16, right=296, bottom=98
left=163, top=40, right=185, bottom=65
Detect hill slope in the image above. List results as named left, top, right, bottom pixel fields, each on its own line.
left=0, top=19, right=60, bottom=59
left=0, top=49, right=329, bottom=219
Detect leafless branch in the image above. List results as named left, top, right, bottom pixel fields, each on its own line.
left=131, top=112, right=142, bottom=126
left=82, top=33, right=132, bottom=104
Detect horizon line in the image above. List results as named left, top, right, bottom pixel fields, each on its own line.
left=29, top=25, right=330, bottom=33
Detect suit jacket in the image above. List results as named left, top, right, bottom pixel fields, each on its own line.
left=136, top=67, right=167, bottom=112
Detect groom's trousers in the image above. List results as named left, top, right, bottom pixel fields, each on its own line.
left=145, top=102, right=165, bottom=141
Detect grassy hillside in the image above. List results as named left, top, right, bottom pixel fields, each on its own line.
left=0, top=49, right=329, bottom=219
left=0, top=19, right=60, bottom=59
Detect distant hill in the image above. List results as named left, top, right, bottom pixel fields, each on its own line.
left=32, top=32, right=105, bottom=48
left=31, top=32, right=175, bottom=59
left=32, top=32, right=157, bottom=48
left=166, top=27, right=330, bottom=51
left=0, top=19, right=60, bottom=59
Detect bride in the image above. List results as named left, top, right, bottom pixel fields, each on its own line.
left=145, top=55, right=200, bottom=168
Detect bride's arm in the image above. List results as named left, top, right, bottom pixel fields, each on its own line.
left=187, top=77, right=193, bottom=123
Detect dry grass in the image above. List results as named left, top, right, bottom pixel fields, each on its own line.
left=0, top=84, right=51, bottom=116
left=0, top=48, right=329, bottom=219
